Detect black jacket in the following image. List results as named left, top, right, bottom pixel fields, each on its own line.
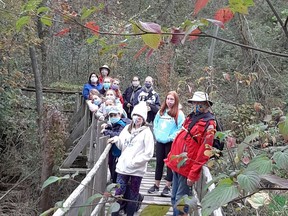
left=122, top=85, right=142, bottom=118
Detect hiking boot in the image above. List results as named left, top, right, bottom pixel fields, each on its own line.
left=161, top=186, right=171, bottom=197
left=147, top=184, right=159, bottom=194
left=135, top=193, right=144, bottom=212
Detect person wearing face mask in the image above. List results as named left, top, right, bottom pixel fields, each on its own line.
left=111, top=78, right=124, bottom=105
left=132, top=76, right=161, bottom=123
left=82, top=73, right=102, bottom=100
left=106, top=102, right=154, bottom=216
left=164, top=91, right=216, bottom=216
left=148, top=91, right=185, bottom=197
left=99, top=77, right=112, bottom=95
left=98, top=64, right=111, bottom=84
left=96, top=97, right=115, bottom=121
left=100, top=106, right=131, bottom=183
left=86, top=89, right=103, bottom=112
left=122, top=76, right=142, bottom=119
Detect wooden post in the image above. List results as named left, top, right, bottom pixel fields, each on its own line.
left=92, top=136, right=109, bottom=216
left=82, top=103, right=90, bottom=156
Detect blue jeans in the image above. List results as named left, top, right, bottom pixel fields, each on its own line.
left=171, top=172, right=191, bottom=216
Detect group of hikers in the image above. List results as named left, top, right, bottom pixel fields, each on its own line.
left=82, top=65, right=217, bottom=216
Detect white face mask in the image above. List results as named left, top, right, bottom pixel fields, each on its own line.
left=132, top=115, right=139, bottom=124
left=132, top=81, right=140, bottom=87
left=91, top=77, right=98, bottom=83
left=101, top=69, right=108, bottom=76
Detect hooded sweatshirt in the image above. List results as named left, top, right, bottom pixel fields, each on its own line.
left=115, top=125, right=154, bottom=177
left=153, top=109, right=185, bottom=144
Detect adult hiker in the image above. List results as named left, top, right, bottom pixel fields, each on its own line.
left=122, top=76, right=142, bottom=119
left=148, top=91, right=185, bottom=197
left=133, top=76, right=160, bottom=123
left=164, top=91, right=216, bottom=216
left=82, top=73, right=102, bottom=100
left=98, top=64, right=110, bottom=84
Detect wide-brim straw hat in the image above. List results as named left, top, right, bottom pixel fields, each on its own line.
left=187, top=91, right=213, bottom=106
left=99, top=65, right=110, bottom=73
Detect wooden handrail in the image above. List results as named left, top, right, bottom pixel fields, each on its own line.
left=53, top=142, right=112, bottom=216
left=21, top=86, right=81, bottom=94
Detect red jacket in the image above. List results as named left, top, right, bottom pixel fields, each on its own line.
left=164, top=113, right=216, bottom=182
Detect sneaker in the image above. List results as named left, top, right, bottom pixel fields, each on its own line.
left=147, top=184, right=159, bottom=194
left=161, top=186, right=171, bottom=197
left=135, top=193, right=144, bottom=212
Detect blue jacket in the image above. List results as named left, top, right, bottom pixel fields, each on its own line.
left=103, top=118, right=131, bottom=157
left=82, top=83, right=103, bottom=100
left=153, top=109, right=185, bottom=144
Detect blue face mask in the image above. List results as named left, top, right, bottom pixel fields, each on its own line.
left=109, top=117, right=120, bottom=124
left=192, top=104, right=203, bottom=114
left=93, top=99, right=101, bottom=106
left=103, top=83, right=111, bottom=90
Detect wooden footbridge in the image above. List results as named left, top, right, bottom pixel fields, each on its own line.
left=53, top=94, right=223, bottom=216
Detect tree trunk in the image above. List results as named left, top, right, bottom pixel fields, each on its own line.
left=29, top=46, right=50, bottom=212
left=37, top=0, right=48, bottom=85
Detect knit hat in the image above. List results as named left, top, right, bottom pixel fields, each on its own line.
left=131, top=102, right=147, bottom=121
left=187, top=91, right=213, bottom=106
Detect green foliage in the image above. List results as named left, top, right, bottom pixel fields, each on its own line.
left=16, top=16, right=31, bottom=31
left=81, top=6, right=97, bottom=20
left=40, top=15, right=52, bottom=26
left=37, top=6, right=50, bottom=14
left=201, top=178, right=240, bottom=216
left=246, top=155, right=273, bottom=174
left=229, top=0, right=254, bottom=14
left=107, top=202, right=120, bottom=214
left=78, top=193, right=102, bottom=216
left=237, top=171, right=260, bottom=192
left=41, top=174, right=70, bottom=190
left=268, top=194, right=288, bottom=215
left=140, top=205, right=170, bottom=216
left=278, top=115, right=288, bottom=141
left=272, top=149, right=288, bottom=170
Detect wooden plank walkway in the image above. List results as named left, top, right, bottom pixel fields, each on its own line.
left=135, top=165, right=173, bottom=215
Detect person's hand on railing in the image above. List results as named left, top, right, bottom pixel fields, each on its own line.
left=107, top=136, right=119, bottom=144
left=101, top=123, right=107, bottom=129
left=98, top=116, right=105, bottom=121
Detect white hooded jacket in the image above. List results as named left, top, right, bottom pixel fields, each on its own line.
left=115, top=124, right=154, bottom=177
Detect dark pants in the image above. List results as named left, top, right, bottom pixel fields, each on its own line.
left=108, top=151, right=118, bottom=183
left=155, top=141, right=173, bottom=181
left=111, top=174, right=142, bottom=216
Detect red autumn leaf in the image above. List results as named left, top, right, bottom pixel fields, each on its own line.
left=54, top=28, right=71, bottom=36
left=170, top=27, right=184, bottom=45
left=85, top=21, right=99, bottom=35
left=134, top=45, right=148, bottom=59
left=194, top=0, right=210, bottom=15
left=227, top=136, right=236, bottom=149
left=214, top=8, right=234, bottom=24
left=139, top=21, right=161, bottom=33
left=118, top=43, right=127, bottom=48
left=188, top=28, right=201, bottom=41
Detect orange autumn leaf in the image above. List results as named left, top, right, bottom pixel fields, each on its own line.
left=188, top=28, right=201, bottom=41
left=214, top=8, right=234, bottom=24
left=54, top=28, right=71, bottom=36
left=194, top=0, right=210, bottom=15
left=85, top=21, right=99, bottom=35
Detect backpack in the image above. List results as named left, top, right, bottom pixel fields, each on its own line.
left=185, top=112, right=224, bottom=151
